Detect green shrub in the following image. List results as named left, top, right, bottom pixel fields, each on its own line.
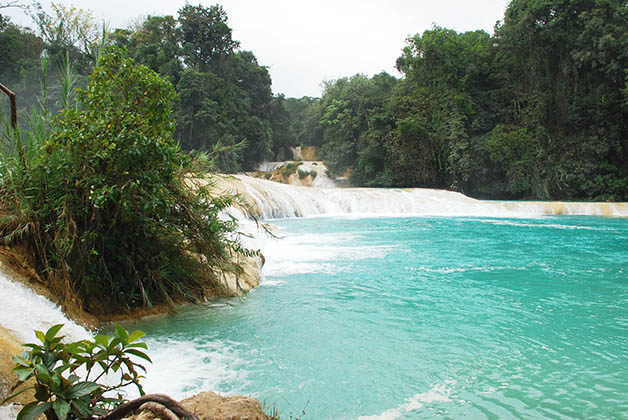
left=310, top=171, right=317, bottom=179
left=297, top=169, right=308, bottom=179
left=0, top=47, right=249, bottom=312
left=1, top=324, right=149, bottom=420
left=264, top=173, right=272, bottom=179
left=281, top=161, right=302, bottom=178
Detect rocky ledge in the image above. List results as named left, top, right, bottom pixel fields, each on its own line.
left=0, top=247, right=271, bottom=419
left=119, top=392, right=270, bottom=420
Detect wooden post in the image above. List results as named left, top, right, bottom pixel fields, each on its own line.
left=0, top=81, right=26, bottom=171
left=0, top=82, right=17, bottom=130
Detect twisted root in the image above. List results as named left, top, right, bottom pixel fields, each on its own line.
left=94, top=394, right=200, bottom=420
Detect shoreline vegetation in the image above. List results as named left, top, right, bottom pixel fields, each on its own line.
left=0, top=46, right=270, bottom=419
left=1, top=0, right=627, bottom=418
left=0, top=47, right=259, bottom=317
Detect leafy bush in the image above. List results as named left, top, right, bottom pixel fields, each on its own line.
left=0, top=47, right=249, bottom=312
left=281, top=162, right=302, bottom=178
left=1, top=324, right=150, bottom=420
left=297, top=169, right=308, bottom=179
left=309, top=171, right=317, bottom=179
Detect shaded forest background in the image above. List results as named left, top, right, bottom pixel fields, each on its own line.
left=2, top=0, right=628, bottom=200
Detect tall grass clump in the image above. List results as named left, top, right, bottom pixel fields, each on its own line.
left=0, top=47, right=248, bottom=313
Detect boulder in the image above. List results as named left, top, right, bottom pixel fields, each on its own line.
left=181, top=391, right=270, bottom=420
left=0, top=326, right=33, bottom=411
left=119, top=391, right=270, bottom=420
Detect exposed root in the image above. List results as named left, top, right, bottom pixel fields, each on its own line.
left=94, top=394, right=199, bottom=420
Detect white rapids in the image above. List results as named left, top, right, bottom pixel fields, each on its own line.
left=216, top=174, right=628, bottom=220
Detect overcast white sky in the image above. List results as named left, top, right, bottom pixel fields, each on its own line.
left=4, top=0, right=511, bottom=98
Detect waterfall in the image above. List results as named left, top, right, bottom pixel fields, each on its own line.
left=1, top=175, right=625, bottom=342
left=0, top=263, right=92, bottom=419
left=1, top=174, right=626, bottom=419
left=219, top=175, right=628, bottom=219
left=0, top=264, right=92, bottom=343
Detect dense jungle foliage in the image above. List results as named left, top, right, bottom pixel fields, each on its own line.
left=0, top=46, right=250, bottom=312
left=2, top=0, right=628, bottom=200
left=0, top=2, right=280, bottom=172
left=289, top=0, right=628, bottom=200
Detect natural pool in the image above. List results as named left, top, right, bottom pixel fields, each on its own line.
left=130, top=215, right=628, bottom=420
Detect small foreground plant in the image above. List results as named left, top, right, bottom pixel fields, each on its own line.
left=1, top=324, right=151, bottom=420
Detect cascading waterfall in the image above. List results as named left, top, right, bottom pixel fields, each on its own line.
left=0, top=263, right=92, bottom=419
left=1, top=175, right=627, bottom=419
left=0, top=265, right=92, bottom=343
left=224, top=175, right=628, bottom=220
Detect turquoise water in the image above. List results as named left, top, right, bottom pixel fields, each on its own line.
left=131, top=216, right=628, bottom=419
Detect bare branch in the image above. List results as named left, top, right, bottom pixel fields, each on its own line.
left=0, top=1, right=27, bottom=10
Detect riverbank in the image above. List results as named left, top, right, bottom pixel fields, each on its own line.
left=0, top=247, right=271, bottom=420
left=2, top=173, right=627, bottom=419
left=0, top=190, right=268, bottom=419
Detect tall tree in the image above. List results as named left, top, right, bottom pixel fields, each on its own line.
left=269, top=94, right=295, bottom=161
left=178, top=4, right=239, bottom=73
left=126, top=15, right=182, bottom=85
left=390, top=27, right=496, bottom=189
left=494, top=0, right=628, bottom=199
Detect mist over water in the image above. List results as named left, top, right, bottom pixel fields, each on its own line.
left=131, top=215, right=628, bottom=420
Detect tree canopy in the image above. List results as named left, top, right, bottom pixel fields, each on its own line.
left=2, top=0, right=627, bottom=199
left=287, top=0, right=628, bottom=200
left=1, top=3, right=285, bottom=172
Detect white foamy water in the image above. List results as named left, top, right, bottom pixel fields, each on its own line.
left=229, top=175, right=628, bottom=220
left=258, top=230, right=392, bottom=277
left=0, top=264, right=93, bottom=420
left=0, top=263, right=92, bottom=343
left=356, top=381, right=456, bottom=420
left=136, top=337, right=251, bottom=400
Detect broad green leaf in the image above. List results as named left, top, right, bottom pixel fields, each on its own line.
left=0, top=386, right=31, bottom=406
left=93, top=350, right=108, bottom=362
left=94, top=335, right=108, bottom=348
left=44, top=324, right=64, bottom=342
left=34, top=384, right=49, bottom=401
left=17, top=401, right=52, bottom=420
left=34, top=372, right=51, bottom=383
left=34, top=330, right=45, bottom=344
left=12, top=352, right=32, bottom=367
left=125, top=349, right=152, bottom=363
left=53, top=399, right=71, bottom=420
left=127, top=342, right=148, bottom=349
left=42, top=352, right=57, bottom=370
left=66, top=381, right=100, bottom=399
left=14, top=366, right=33, bottom=381
left=114, top=324, right=129, bottom=343
left=34, top=363, right=50, bottom=376
left=51, top=372, right=62, bottom=388
left=127, top=330, right=145, bottom=343
left=107, top=337, right=122, bottom=350
left=22, top=344, right=40, bottom=350
left=71, top=398, right=90, bottom=417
